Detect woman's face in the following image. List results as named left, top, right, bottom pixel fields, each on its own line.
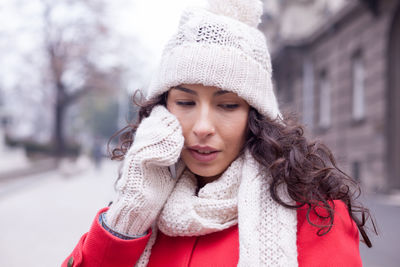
left=167, top=84, right=249, bottom=181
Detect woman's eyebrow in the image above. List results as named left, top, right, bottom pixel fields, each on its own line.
left=214, top=90, right=230, bottom=96
left=173, top=86, right=197, bottom=95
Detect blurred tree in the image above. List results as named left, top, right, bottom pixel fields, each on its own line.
left=80, top=92, right=120, bottom=141
left=0, top=0, right=155, bottom=159
left=39, top=0, right=121, bottom=157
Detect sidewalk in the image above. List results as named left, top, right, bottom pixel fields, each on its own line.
left=371, top=191, right=400, bottom=207
left=0, top=159, right=119, bottom=267
left=359, top=192, right=400, bottom=267
left=0, top=158, right=57, bottom=182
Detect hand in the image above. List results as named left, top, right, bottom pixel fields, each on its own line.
left=106, top=105, right=185, bottom=236
left=129, top=105, right=183, bottom=166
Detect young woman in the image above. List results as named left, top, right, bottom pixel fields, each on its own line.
left=63, top=0, right=374, bottom=266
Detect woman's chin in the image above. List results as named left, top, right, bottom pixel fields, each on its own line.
left=185, top=164, right=222, bottom=180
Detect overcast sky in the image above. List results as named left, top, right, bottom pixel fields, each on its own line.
left=106, top=0, right=208, bottom=92
left=109, top=0, right=207, bottom=65
left=0, top=0, right=207, bottom=89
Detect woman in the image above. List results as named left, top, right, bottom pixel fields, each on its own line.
left=63, top=0, right=374, bottom=266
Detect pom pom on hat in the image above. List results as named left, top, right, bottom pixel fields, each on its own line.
left=207, top=0, right=263, bottom=27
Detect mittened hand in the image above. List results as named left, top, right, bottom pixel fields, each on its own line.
left=129, top=105, right=184, bottom=167
left=106, top=105, right=185, bottom=236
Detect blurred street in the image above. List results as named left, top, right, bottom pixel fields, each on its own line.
left=0, top=159, right=118, bottom=267
left=359, top=193, right=400, bottom=267
left=0, top=158, right=398, bottom=267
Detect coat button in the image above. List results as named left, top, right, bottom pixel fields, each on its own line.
left=67, top=256, right=74, bottom=267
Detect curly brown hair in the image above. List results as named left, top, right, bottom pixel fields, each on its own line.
left=108, top=90, right=376, bottom=247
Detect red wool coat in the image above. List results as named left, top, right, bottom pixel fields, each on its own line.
left=63, top=200, right=361, bottom=267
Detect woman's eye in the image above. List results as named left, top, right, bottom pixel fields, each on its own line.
left=219, top=103, right=239, bottom=110
left=176, top=101, right=195, bottom=106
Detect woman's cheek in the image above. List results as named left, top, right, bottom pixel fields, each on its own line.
left=174, top=114, right=191, bottom=140
left=218, top=112, right=245, bottom=130
left=219, top=112, right=247, bottom=142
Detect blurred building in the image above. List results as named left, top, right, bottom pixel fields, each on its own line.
left=264, top=0, right=400, bottom=193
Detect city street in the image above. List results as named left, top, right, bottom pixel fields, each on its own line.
left=0, top=159, right=399, bottom=267
left=359, top=193, right=400, bottom=267
left=0, top=159, right=118, bottom=267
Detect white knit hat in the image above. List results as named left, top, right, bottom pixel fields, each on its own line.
left=146, top=0, right=281, bottom=120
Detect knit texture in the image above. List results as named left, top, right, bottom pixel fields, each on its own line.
left=158, top=155, right=242, bottom=236
left=146, top=0, right=282, bottom=120
left=208, top=0, right=263, bottom=27
left=136, top=151, right=298, bottom=266
left=106, top=106, right=185, bottom=236
left=238, top=151, right=298, bottom=266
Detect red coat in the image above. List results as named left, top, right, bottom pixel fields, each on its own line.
left=63, top=200, right=361, bottom=267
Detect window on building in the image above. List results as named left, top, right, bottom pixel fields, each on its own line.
left=352, top=51, right=365, bottom=121
left=302, top=59, right=314, bottom=128
left=318, top=71, right=331, bottom=128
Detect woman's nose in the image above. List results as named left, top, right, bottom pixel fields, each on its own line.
left=192, top=108, right=215, bottom=139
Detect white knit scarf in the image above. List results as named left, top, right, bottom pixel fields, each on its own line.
left=136, top=151, right=298, bottom=266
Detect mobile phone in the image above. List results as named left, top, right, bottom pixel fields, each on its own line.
left=168, top=163, right=177, bottom=179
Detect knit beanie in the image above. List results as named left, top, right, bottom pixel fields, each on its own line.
left=146, top=0, right=281, bottom=120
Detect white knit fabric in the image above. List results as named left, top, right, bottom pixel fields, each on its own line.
left=208, top=0, right=263, bottom=27
left=146, top=0, right=282, bottom=120
left=135, top=151, right=298, bottom=267
left=106, top=106, right=184, bottom=236
left=238, top=151, right=298, bottom=266
left=158, top=155, right=242, bottom=236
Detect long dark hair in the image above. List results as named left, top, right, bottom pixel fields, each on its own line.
left=108, top=90, right=376, bottom=247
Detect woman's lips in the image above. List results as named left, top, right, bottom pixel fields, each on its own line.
left=188, top=149, right=219, bottom=162
left=187, top=146, right=220, bottom=162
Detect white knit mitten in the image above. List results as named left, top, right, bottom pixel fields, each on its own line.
left=106, top=105, right=184, bottom=236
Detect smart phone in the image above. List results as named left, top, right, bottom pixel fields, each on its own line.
left=168, top=163, right=177, bottom=179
